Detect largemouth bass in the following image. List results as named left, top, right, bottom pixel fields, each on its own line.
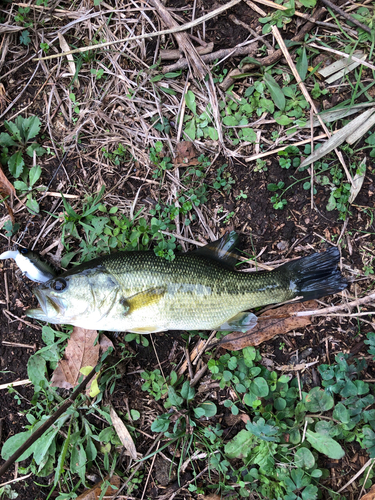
left=26, top=233, right=347, bottom=333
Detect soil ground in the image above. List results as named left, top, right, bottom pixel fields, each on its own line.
left=0, top=0, right=374, bottom=499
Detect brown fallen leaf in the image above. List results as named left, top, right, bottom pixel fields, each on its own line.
left=224, top=413, right=250, bottom=426
left=51, top=328, right=113, bottom=390
left=219, top=301, right=317, bottom=351
left=0, top=165, right=15, bottom=222
left=110, top=406, right=137, bottom=460
left=75, top=475, right=121, bottom=500
left=173, top=141, right=200, bottom=166
left=359, top=484, right=375, bottom=500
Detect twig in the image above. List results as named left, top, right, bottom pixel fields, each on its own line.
left=190, top=363, right=208, bottom=387
left=357, top=460, right=375, bottom=500
left=140, top=441, right=160, bottom=500
left=158, top=466, right=209, bottom=500
left=320, top=0, right=371, bottom=34
left=245, top=131, right=337, bottom=162
left=2, top=341, right=35, bottom=349
left=337, top=458, right=374, bottom=494
left=162, top=40, right=260, bottom=73
left=0, top=473, right=33, bottom=488
left=229, top=14, right=273, bottom=50
left=185, top=347, right=194, bottom=380
left=293, top=293, right=375, bottom=318
left=0, top=379, right=31, bottom=390
left=160, top=42, right=213, bottom=60
left=34, top=0, right=242, bottom=62
left=2, top=310, right=42, bottom=330
left=0, top=367, right=97, bottom=477
left=309, top=42, right=375, bottom=72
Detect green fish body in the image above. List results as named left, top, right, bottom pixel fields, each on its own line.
left=26, top=234, right=347, bottom=333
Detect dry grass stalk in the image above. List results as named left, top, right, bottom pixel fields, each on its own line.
left=272, top=29, right=353, bottom=185
left=34, top=0, right=242, bottom=62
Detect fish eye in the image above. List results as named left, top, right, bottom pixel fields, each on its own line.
left=20, top=248, right=29, bottom=255
left=52, top=278, right=67, bottom=292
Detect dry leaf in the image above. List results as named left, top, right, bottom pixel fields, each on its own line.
left=58, top=33, right=79, bottom=88
left=303, top=102, right=375, bottom=129
left=75, top=475, right=121, bottom=500
left=0, top=165, right=15, bottom=222
left=347, top=112, right=375, bottom=145
left=110, top=407, right=137, bottom=460
left=299, top=108, right=375, bottom=169
left=319, top=51, right=365, bottom=78
left=348, top=158, right=366, bottom=204
left=360, top=485, right=375, bottom=500
left=224, top=413, right=250, bottom=426
left=173, top=141, right=199, bottom=166
left=51, top=328, right=113, bottom=390
left=219, top=301, right=317, bottom=351
left=318, top=51, right=367, bottom=84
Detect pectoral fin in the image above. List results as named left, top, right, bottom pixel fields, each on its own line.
left=122, top=286, right=166, bottom=314
left=218, top=312, right=257, bottom=332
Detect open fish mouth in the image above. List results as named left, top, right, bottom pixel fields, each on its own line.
left=26, top=289, right=65, bottom=320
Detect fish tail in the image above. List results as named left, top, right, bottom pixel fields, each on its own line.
left=280, top=247, right=348, bottom=301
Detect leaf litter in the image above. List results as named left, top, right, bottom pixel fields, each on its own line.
left=50, top=327, right=113, bottom=392
left=218, top=301, right=316, bottom=350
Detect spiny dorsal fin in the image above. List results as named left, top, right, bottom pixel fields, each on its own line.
left=193, top=231, right=241, bottom=269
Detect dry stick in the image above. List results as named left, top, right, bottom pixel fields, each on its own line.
left=230, top=14, right=273, bottom=50
left=292, top=293, right=375, bottom=318
left=257, top=6, right=354, bottom=185
left=0, top=473, right=33, bottom=488
left=308, top=42, right=375, bottom=72
left=162, top=41, right=260, bottom=72
left=337, top=458, right=374, bottom=494
left=220, top=5, right=327, bottom=90
left=33, top=0, right=242, bottom=62
left=320, top=0, right=372, bottom=34
left=0, top=379, right=31, bottom=391
left=160, top=41, right=214, bottom=60
left=0, top=367, right=97, bottom=478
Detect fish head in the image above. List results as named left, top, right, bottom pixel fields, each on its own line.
left=26, top=272, right=95, bottom=324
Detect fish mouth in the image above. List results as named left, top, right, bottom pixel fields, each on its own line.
left=26, top=289, right=65, bottom=321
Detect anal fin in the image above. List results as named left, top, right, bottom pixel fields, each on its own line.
left=218, top=311, right=257, bottom=332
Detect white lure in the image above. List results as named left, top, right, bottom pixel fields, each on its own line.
left=0, top=249, right=55, bottom=283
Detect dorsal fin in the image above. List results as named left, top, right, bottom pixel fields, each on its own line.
left=193, top=231, right=241, bottom=268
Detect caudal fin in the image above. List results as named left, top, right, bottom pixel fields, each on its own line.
left=280, top=247, right=348, bottom=301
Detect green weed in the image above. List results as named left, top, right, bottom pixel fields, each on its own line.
left=0, top=116, right=46, bottom=214
left=0, top=326, right=130, bottom=499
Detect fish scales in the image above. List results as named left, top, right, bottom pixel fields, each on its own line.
left=102, top=252, right=292, bottom=331
left=26, top=244, right=347, bottom=333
